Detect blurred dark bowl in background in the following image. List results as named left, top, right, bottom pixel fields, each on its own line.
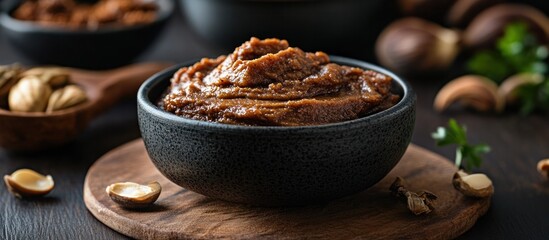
left=180, top=0, right=399, bottom=61
left=0, top=0, right=173, bottom=69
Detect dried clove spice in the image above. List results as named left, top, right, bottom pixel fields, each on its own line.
left=390, top=177, right=438, bottom=215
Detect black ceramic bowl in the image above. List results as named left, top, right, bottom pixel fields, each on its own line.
left=137, top=56, right=416, bottom=206
left=0, top=0, right=173, bottom=69
left=180, top=0, right=398, bottom=60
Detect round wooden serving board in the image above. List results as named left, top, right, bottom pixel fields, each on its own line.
left=84, top=139, right=491, bottom=240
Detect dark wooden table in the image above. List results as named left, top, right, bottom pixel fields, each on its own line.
left=1, top=8, right=548, bottom=240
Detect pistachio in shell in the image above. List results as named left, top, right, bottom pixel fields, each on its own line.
left=8, top=76, right=52, bottom=112
left=0, top=63, right=23, bottom=92
left=4, top=169, right=55, bottom=198
left=22, top=67, right=70, bottom=88
left=434, top=75, right=505, bottom=113
left=537, top=159, right=549, bottom=179
left=498, top=73, right=544, bottom=104
left=106, top=181, right=161, bottom=209
left=46, top=85, right=87, bottom=112
left=453, top=171, right=494, bottom=198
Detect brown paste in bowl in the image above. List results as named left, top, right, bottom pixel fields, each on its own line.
left=161, top=38, right=400, bottom=126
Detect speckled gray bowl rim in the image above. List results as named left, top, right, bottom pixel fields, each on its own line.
left=138, top=56, right=415, bottom=133
left=0, top=0, right=174, bottom=34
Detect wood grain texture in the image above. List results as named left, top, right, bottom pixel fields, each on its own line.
left=83, top=139, right=490, bottom=240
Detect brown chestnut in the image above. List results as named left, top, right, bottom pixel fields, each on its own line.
left=463, top=4, right=549, bottom=49
left=447, top=0, right=504, bottom=28
left=376, top=17, right=461, bottom=75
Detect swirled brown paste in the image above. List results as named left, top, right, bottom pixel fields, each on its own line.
left=161, top=38, right=400, bottom=126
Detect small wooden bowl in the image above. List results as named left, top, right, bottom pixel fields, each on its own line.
left=137, top=57, right=416, bottom=206
left=0, top=62, right=172, bottom=151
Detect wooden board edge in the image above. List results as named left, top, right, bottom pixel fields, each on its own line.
left=83, top=140, right=492, bottom=240
left=83, top=140, right=193, bottom=240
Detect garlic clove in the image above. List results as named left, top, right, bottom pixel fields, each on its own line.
left=537, top=159, right=549, bottom=179
left=498, top=73, right=544, bottom=105
left=376, top=17, right=461, bottom=75
left=4, top=169, right=55, bottom=198
left=463, top=4, right=549, bottom=49
left=8, top=76, right=52, bottom=112
left=46, top=85, right=88, bottom=113
left=106, top=181, right=161, bottom=209
left=453, top=172, right=494, bottom=198
left=434, top=75, right=504, bottom=113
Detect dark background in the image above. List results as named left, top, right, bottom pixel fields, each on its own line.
left=1, top=2, right=549, bottom=240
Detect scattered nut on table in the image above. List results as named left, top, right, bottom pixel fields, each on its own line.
left=499, top=73, right=544, bottom=105
left=376, top=17, right=460, bottom=75
left=445, top=0, right=503, bottom=28
left=434, top=75, right=505, bottom=113
left=452, top=170, right=494, bottom=198
left=463, top=4, right=549, bottom=49
left=537, top=159, right=549, bottom=179
left=390, top=177, right=437, bottom=215
left=4, top=169, right=55, bottom=198
left=106, top=181, right=161, bottom=209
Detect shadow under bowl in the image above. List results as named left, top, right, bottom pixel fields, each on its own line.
left=0, top=0, right=173, bottom=69
left=137, top=56, right=416, bottom=207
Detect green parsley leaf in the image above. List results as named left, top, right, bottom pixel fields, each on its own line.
left=431, top=119, right=490, bottom=172
left=497, top=22, right=548, bottom=76
left=467, top=50, right=511, bottom=83
left=467, top=21, right=549, bottom=114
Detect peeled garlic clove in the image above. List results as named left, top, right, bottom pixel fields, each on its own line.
left=106, top=181, right=161, bottom=209
left=537, top=159, right=549, bottom=179
left=376, top=17, right=460, bottom=75
left=4, top=169, right=55, bottom=198
left=434, top=75, right=504, bottom=113
left=46, top=85, right=87, bottom=113
left=453, top=172, right=494, bottom=198
left=499, top=73, right=544, bottom=104
left=8, top=76, right=52, bottom=112
left=22, top=67, right=70, bottom=88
